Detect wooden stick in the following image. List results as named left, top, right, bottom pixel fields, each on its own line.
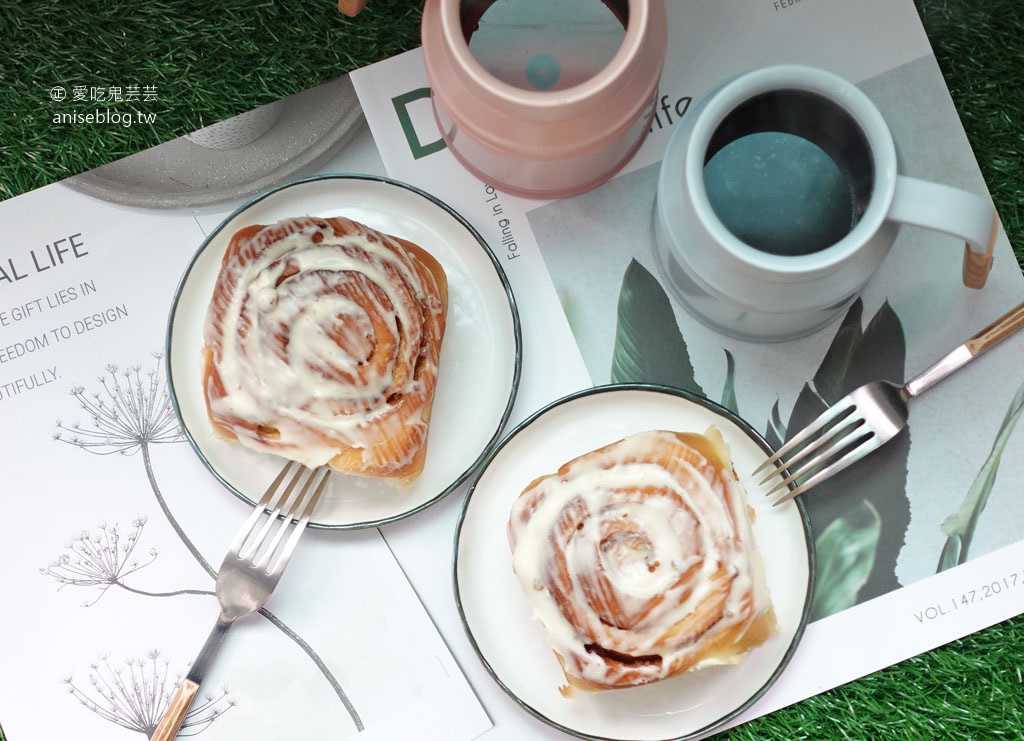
left=962, top=214, right=999, bottom=289
left=338, top=0, right=368, bottom=16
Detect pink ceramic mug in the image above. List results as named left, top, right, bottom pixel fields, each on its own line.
left=421, top=0, right=668, bottom=199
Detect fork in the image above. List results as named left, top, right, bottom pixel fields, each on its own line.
left=152, top=461, right=331, bottom=741
left=756, top=301, right=1024, bottom=505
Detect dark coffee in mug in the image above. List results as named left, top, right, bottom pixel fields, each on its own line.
left=701, top=90, right=874, bottom=257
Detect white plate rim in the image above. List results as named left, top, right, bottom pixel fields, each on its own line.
left=453, top=382, right=815, bottom=741
left=165, top=173, right=523, bottom=529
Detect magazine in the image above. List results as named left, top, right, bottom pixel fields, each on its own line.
left=352, top=0, right=1024, bottom=734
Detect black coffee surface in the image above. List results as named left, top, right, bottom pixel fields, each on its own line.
left=704, top=131, right=856, bottom=256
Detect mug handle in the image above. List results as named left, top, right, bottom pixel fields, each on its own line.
left=888, top=175, right=999, bottom=289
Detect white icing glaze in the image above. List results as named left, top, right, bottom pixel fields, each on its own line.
left=203, top=217, right=444, bottom=475
left=508, top=428, right=773, bottom=689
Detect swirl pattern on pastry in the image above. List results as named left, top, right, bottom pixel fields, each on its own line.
left=508, top=428, right=775, bottom=692
left=202, top=215, right=448, bottom=485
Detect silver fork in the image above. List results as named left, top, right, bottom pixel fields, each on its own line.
left=756, top=301, right=1024, bottom=505
left=152, top=461, right=331, bottom=741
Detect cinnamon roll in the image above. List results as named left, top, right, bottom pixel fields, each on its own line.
left=508, top=428, right=776, bottom=693
left=202, top=216, right=448, bottom=486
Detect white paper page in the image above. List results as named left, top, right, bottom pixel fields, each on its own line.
left=0, top=123, right=490, bottom=741
left=353, top=0, right=1024, bottom=736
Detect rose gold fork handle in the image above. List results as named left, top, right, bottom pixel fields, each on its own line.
left=906, top=301, right=1024, bottom=398
left=964, top=301, right=1024, bottom=356
left=152, top=614, right=233, bottom=740
left=152, top=680, right=200, bottom=741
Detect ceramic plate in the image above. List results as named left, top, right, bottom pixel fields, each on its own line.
left=455, top=384, right=813, bottom=740
left=167, top=174, right=522, bottom=529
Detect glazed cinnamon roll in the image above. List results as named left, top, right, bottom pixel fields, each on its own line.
left=202, top=216, right=448, bottom=486
left=508, top=428, right=776, bottom=692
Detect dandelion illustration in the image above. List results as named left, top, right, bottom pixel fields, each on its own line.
left=63, top=650, right=235, bottom=737
left=54, top=355, right=210, bottom=577
left=40, top=519, right=157, bottom=606
left=51, top=354, right=364, bottom=732
left=40, top=518, right=209, bottom=605
left=55, top=358, right=184, bottom=456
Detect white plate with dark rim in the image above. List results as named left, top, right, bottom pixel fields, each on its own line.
left=166, top=174, right=522, bottom=529
left=455, top=384, right=814, bottom=741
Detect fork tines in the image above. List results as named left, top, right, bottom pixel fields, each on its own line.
left=753, top=400, right=877, bottom=506
left=231, top=461, right=331, bottom=575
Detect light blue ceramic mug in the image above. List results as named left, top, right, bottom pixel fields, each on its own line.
left=652, top=65, right=998, bottom=342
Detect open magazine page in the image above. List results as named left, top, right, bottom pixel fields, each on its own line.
left=0, top=113, right=491, bottom=739
left=352, top=0, right=1024, bottom=731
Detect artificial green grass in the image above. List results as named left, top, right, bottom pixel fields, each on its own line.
left=0, top=2, right=1022, bottom=740
left=0, top=0, right=424, bottom=199
left=723, top=613, right=1024, bottom=740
